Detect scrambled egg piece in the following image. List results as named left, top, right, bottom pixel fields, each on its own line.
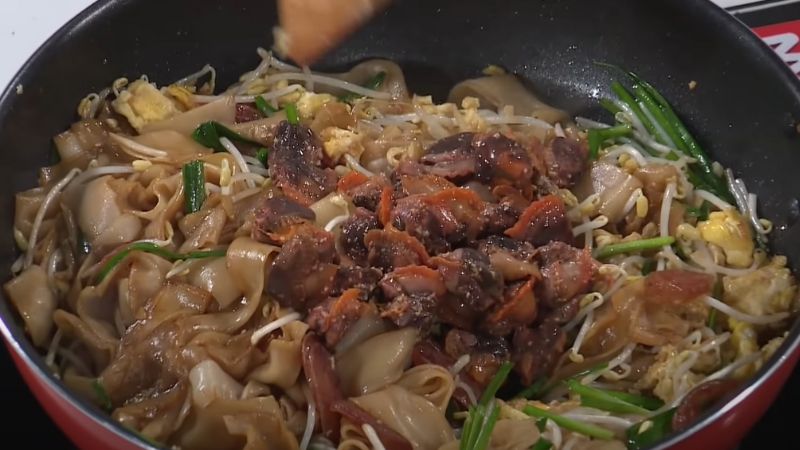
left=321, top=127, right=364, bottom=161
left=635, top=345, right=704, bottom=402
left=697, top=209, right=754, bottom=268
left=296, top=92, right=337, bottom=120
left=386, top=142, right=423, bottom=168
left=273, top=80, right=304, bottom=105
left=729, top=319, right=788, bottom=378
left=457, top=108, right=489, bottom=133
left=728, top=318, right=760, bottom=378
left=112, top=79, right=180, bottom=131
left=723, top=256, right=797, bottom=318
left=164, top=85, right=195, bottom=110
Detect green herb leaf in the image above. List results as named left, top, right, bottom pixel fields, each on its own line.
left=599, top=98, right=623, bottom=116
left=531, top=438, right=553, bottom=450
left=472, top=402, right=501, bottom=450
left=518, top=378, right=548, bottom=399
left=625, top=408, right=676, bottom=450
left=523, top=405, right=615, bottom=440
left=256, top=147, right=269, bottom=167
left=686, top=201, right=712, bottom=221
left=480, top=361, right=513, bottom=405
left=97, top=242, right=226, bottom=283
left=285, top=103, right=300, bottom=125
left=92, top=379, right=112, bottom=412
left=182, top=160, right=205, bottom=214
left=588, top=124, right=632, bottom=160
left=593, top=236, right=675, bottom=260
left=340, top=71, right=387, bottom=103
left=626, top=73, right=733, bottom=202
left=610, top=81, right=660, bottom=139
left=191, top=121, right=259, bottom=152
left=254, top=96, right=278, bottom=117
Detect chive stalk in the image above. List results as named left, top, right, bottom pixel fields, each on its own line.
left=254, top=96, right=277, bottom=117
left=566, top=380, right=654, bottom=415
left=588, top=124, right=632, bottom=159
left=460, top=362, right=513, bottom=450
left=285, top=103, right=300, bottom=125
left=192, top=121, right=259, bottom=152
left=522, top=405, right=615, bottom=440
left=625, top=408, right=676, bottom=450
left=340, top=72, right=387, bottom=102
left=518, top=378, right=547, bottom=399
left=610, top=82, right=660, bottom=139
left=92, top=379, right=112, bottom=412
left=256, top=147, right=269, bottom=167
left=97, top=242, right=226, bottom=282
left=593, top=236, right=675, bottom=260
left=182, top=160, right=205, bottom=214
left=532, top=438, right=553, bottom=450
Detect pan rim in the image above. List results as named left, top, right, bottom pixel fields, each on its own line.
left=0, top=1, right=798, bottom=449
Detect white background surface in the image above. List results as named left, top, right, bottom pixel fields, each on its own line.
left=0, top=0, right=96, bottom=91
left=0, top=0, right=760, bottom=92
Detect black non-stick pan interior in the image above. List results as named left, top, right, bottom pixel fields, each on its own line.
left=0, top=0, right=799, bottom=448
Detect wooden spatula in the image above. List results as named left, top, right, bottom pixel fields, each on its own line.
left=274, top=0, right=391, bottom=66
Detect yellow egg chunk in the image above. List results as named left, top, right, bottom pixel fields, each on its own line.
left=321, top=127, right=364, bottom=161
left=296, top=92, right=337, bottom=119
left=112, top=79, right=180, bottom=131
left=697, top=209, right=754, bottom=268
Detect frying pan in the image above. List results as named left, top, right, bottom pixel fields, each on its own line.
left=1, top=0, right=799, bottom=449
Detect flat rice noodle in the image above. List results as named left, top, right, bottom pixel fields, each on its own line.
left=309, top=191, right=353, bottom=229
left=177, top=205, right=227, bottom=253
left=75, top=285, right=121, bottom=340
left=332, top=59, right=409, bottom=99
left=100, top=282, right=213, bottom=404
left=14, top=187, right=45, bottom=236
left=4, top=265, right=57, bottom=347
left=118, top=254, right=172, bottom=326
left=174, top=396, right=297, bottom=450
left=184, top=237, right=278, bottom=333
left=187, top=258, right=244, bottom=310
left=336, top=328, right=418, bottom=396
left=230, top=112, right=287, bottom=146
left=136, top=174, right=184, bottom=241
left=395, top=364, right=455, bottom=412
left=248, top=320, right=309, bottom=389
left=590, top=162, right=643, bottom=224
left=487, top=419, right=541, bottom=450
left=183, top=331, right=267, bottom=380
left=79, top=176, right=141, bottom=248
left=448, top=74, right=568, bottom=124
left=52, top=310, right=117, bottom=370
left=143, top=97, right=236, bottom=136
left=334, top=312, right=391, bottom=355
left=113, top=381, right=190, bottom=443
left=309, top=101, right=356, bottom=134
left=134, top=130, right=211, bottom=163
left=633, top=163, right=679, bottom=212
left=331, top=399, right=414, bottom=450
left=350, top=385, right=455, bottom=450
left=188, top=359, right=244, bottom=408
left=581, top=278, right=708, bottom=354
